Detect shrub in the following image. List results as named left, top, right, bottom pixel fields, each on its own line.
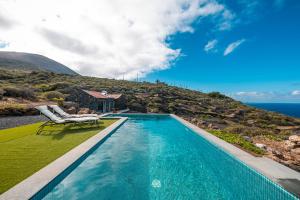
left=0, top=88, right=4, bottom=100
left=0, top=102, right=38, bottom=116
left=36, top=84, right=52, bottom=92
left=207, top=92, right=228, bottom=99
left=129, top=102, right=146, bottom=113
left=3, top=87, right=36, bottom=100
left=209, top=130, right=265, bottom=155
left=44, top=91, right=64, bottom=100
left=50, top=82, right=71, bottom=90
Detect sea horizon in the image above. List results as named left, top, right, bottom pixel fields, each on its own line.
left=247, top=102, right=300, bottom=118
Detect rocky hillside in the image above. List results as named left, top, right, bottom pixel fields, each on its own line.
left=0, top=69, right=299, bottom=171
left=0, top=51, right=77, bottom=75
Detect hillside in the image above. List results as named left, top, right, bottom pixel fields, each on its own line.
left=0, top=68, right=299, bottom=171
left=0, top=51, right=77, bottom=75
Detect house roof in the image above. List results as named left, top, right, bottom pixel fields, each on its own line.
left=82, top=90, right=122, bottom=99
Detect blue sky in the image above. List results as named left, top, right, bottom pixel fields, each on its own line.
left=1, top=0, right=299, bottom=102
left=146, top=0, right=300, bottom=103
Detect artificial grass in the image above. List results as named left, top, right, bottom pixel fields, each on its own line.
left=0, top=119, right=117, bottom=194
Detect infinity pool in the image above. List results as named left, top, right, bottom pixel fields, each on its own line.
left=34, top=114, right=296, bottom=200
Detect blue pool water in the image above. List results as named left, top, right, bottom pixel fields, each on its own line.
left=36, top=114, right=296, bottom=200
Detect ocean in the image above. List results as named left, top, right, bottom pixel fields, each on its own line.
left=247, top=103, right=300, bottom=118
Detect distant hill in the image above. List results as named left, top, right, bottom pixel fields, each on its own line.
left=0, top=51, right=78, bottom=75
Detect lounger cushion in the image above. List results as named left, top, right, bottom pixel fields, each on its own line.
left=36, top=105, right=65, bottom=123
left=49, top=105, right=98, bottom=118
left=65, top=117, right=98, bottom=122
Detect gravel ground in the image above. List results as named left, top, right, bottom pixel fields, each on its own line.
left=0, top=115, right=47, bottom=130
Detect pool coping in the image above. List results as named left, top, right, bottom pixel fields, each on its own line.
left=170, top=114, right=300, bottom=196
left=0, top=117, right=127, bottom=200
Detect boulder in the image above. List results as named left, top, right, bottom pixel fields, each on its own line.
left=266, top=147, right=273, bottom=152
left=242, top=136, right=252, bottom=142
left=291, top=148, right=300, bottom=155
left=255, top=143, right=266, bottom=149
left=290, top=148, right=300, bottom=161
left=246, top=120, right=255, bottom=125
left=197, top=120, right=207, bottom=126
left=272, top=150, right=284, bottom=159
left=289, top=135, right=300, bottom=143
left=207, top=123, right=219, bottom=129
left=226, top=113, right=236, bottom=118
left=191, top=118, right=198, bottom=123
left=284, top=140, right=295, bottom=151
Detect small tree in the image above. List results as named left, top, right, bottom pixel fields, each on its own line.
left=44, top=91, right=64, bottom=100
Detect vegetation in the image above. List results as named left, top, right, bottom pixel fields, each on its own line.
left=1, top=68, right=300, bottom=155
left=3, top=87, right=36, bottom=100
left=208, top=130, right=265, bottom=155
left=0, top=119, right=117, bottom=194
left=44, top=90, right=65, bottom=100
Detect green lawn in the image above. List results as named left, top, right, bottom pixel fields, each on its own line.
left=0, top=119, right=117, bottom=194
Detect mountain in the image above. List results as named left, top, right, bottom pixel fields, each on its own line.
left=0, top=51, right=77, bottom=75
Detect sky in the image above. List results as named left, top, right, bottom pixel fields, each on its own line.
left=0, top=0, right=300, bottom=102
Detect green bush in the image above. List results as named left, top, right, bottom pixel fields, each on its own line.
left=129, top=102, right=146, bottom=113
left=209, top=130, right=265, bottom=155
left=36, top=84, right=52, bottom=92
left=207, top=92, right=228, bottom=99
left=44, top=91, right=64, bottom=100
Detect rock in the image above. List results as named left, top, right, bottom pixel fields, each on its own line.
left=291, top=148, right=300, bottom=155
left=283, top=154, right=292, bottom=161
left=272, top=150, right=284, bottom=159
left=226, top=113, right=236, bottom=118
left=197, top=120, right=207, bottom=126
left=284, top=140, right=295, bottom=151
left=289, top=135, right=300, bottom=143
left=266, top=147, right=273, bottom=152
left=235, top=109, right=245, bottom=115
left=290, top=148, right=300, bottom=161
left=246, top=120, right=255, bottom=125
left=242, top=136, right=252, bottom=142
left=66, top=106, right=76, bottom=114
left=207, top=123, right=219, bottom=130
left=191, top=118, right=197, bottom=123
left=255, top=143, right=266, bottom=149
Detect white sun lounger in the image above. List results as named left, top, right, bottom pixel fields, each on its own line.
left=36, top=105, right=98, bottom=134
left=49, top=105, right=98, bottom=118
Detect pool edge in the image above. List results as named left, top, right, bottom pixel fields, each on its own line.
left=0, top=117, right=128, bottom=200
left=170, top=114, right=300, bottom=198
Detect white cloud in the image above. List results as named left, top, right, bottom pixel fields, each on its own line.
left=204, top=39, right=218, bottom=52
left=232, top=90, right=300, bottom=103
left=235, top=91, right=264, bottom=97
left=0, top=40, right=9, bottom=48
left=291, top=90, right=300, bottom=96
left=224, top=38, right=246, bottom=56
left=0, top=0, right=231, bottom=79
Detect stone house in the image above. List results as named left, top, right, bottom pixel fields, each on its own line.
left=68, top=89, right=126, bottom=113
